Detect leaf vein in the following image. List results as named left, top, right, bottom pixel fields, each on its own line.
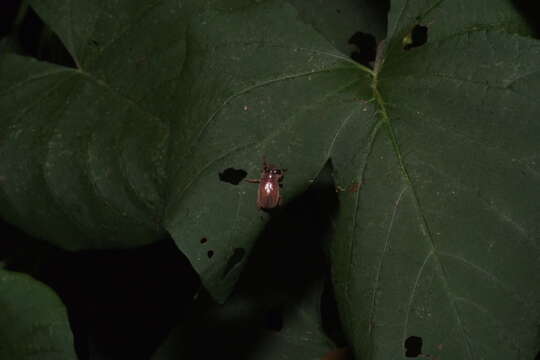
left=368, top=186, right=408, bottom=337
left=346, top=118, right=384, bottom=346
left=373, top=85, right=475, bottom=357
left=0, top=67, right=76, bottom=98
left=438, top=251, right=533, bottom=309
left=402, top=250, right=433, bottom=347
left=189, top=67, right=347, bottom=154
left=325, top=107, right=358, bottom=160
left=453, top=296, right=524, bottom=354
left=94, top=0, right=166, bottom=59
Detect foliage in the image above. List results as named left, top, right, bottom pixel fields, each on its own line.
left=0, top=0, right=539, bottom=359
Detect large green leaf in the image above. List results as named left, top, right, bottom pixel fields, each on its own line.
left=329, top=1, right=540, bottom=359
left=0, top=268, right=77, bottom=359
left=0, top=0, right=373, bottom=301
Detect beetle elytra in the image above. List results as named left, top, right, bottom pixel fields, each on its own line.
left=246, top=158, right=285, bottom=209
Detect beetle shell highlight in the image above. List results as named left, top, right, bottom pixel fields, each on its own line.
left=247, top=160, right=285, bottom=209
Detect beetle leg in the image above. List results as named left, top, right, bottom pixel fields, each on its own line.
left=245, top=178, right=260, bottom=183
left=278, top=195, right=283, bottom=206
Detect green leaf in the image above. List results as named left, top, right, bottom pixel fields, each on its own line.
left=0, top=0, right=374, bottom=301
left=0, top=269, right=77, bottom=359
left=329, top=1, right=540, bottom=359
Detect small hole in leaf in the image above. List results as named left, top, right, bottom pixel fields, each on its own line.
left=200, top=237, right=207, bottom=244
left=263, top=307, right=283, bottom=332
left=207, top=250, right=214, bottom=258
left=219, top=168, right=247, bottom=185
left=405, top=336, right=422, bottom=357
left=403, top=25, right=428, bottom=50
left=336, top=8, right=341, bottom=13
left=222, top=248, right=246, bottom=278
left=535, top=350, right=540, bottom=360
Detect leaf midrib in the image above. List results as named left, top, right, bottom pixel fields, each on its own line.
left=370, top=58, right=474, bottom=358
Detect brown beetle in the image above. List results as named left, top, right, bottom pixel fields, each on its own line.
left=246, top=158, right=285, bottom=209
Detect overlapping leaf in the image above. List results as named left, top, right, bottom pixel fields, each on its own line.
left=0, top=269, right=77, bottom=359
left=0, top=0, right=373, bottom=301
left=152, top=282, right=333, bottom=360
left=329, top=1, right=540, bottom=359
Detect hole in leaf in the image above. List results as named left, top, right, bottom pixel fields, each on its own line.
left=348, top=31, right=377, bottom=68
left=403, top=25, right=428, bottom=50
left=336, top=8, right=341, bottom=14
left=222, top=248, right=246, bottom=278
left=200, top=237, right=207, bottom=244
left=405, top=336, right=423, bottom=357
left=219, top=168, right=247, bottom=185
left=536, top=350, right=540, bottom=360
left=207, top=250, right=214, bottom=258
left=263, top=307, right=283, bottom=332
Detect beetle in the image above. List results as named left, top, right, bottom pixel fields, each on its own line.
left=246, top=158, right=286, bottom=209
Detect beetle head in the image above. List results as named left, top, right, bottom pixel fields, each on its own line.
left=261, top=157, right=285, bottom=178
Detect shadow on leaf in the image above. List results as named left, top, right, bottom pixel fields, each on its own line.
left=152, top=160, right=347, bottom=359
